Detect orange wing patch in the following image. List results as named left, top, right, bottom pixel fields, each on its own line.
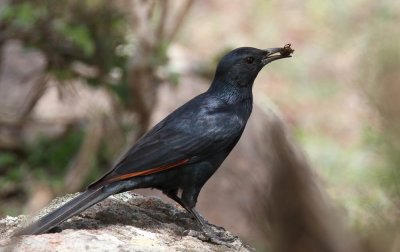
left=105, top=159, right=190, bottom=184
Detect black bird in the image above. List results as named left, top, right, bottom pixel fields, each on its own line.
left=15, top=45, right=293, bottom=241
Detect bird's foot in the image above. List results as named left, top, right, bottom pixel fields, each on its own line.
left=182, top=225, right=238, bottom=247
left=171, top=209, right=190, bottom=221
left=205, top=222, right=226, bottom=232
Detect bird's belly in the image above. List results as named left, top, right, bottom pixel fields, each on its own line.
left=147, top=152, right=226, bottom=190
left=149, top=162, right=213, bottom=190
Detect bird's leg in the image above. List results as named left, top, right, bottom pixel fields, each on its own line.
left=183, top=207, right=237, bottom=246
left=187, top=207, right=207, bottom=227
left=163, top=189, right=191, bottom=220
left=164, top=188, right=236, bottom=245
left=164, top=188, right=235, bottom=244
left=164, top=189, right=208, bottom=226
left=186, top=207, right=226, bottom=231
left=163, top=189, right=186, bottom=209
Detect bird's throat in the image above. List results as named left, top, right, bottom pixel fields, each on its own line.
left=208, top=79, right=253, bottom=115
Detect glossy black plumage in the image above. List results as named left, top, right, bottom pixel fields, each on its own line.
left=15, top=46, right=293, bottom=238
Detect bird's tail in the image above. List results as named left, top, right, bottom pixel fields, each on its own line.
left=14, top=186, right=115, bottom=236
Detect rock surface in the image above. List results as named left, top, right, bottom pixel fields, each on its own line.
left=0, top=192, right=251, bottom=251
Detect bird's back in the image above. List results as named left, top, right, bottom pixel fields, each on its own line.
left=88, top=91, right=251, bottom=188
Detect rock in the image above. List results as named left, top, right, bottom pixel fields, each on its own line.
left=0, top=192, right=251, bottom=252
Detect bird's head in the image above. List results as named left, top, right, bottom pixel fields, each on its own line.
left=213, top=45, right=294, bottom=88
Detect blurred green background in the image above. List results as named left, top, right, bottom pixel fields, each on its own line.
left=0, top=0, right=399, bottom=251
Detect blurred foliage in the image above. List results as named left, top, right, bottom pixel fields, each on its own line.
left=0, top=152, right=21, bottom=192
left=0, top=0, right=187, bottom=216
left=282, top=1, right=400, bottom=249
left=26, top=130, right=84, bottom=181
left=0, top=125, right=115, bottom=196
left=0, top=129, right=81, bottom=191
left=0, top=0, right=130, bottom=103
left=0, top=0, right=132, bottom=214
left=361, top=5, right=400, bottom=210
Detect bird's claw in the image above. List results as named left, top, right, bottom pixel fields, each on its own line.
left=171, top=210, right=189, bottom=221
left=206, top=222, right=226, bottom=232
left=182, top=226, right=237, bottom=247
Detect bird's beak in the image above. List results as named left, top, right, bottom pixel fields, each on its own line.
left=262, top=44, right=294, bottom=65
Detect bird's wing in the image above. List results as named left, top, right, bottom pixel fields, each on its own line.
left=88, top=106, right=243, bottom=188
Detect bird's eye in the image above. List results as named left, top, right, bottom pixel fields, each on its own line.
left=245, top=57, right=254, bottom=64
